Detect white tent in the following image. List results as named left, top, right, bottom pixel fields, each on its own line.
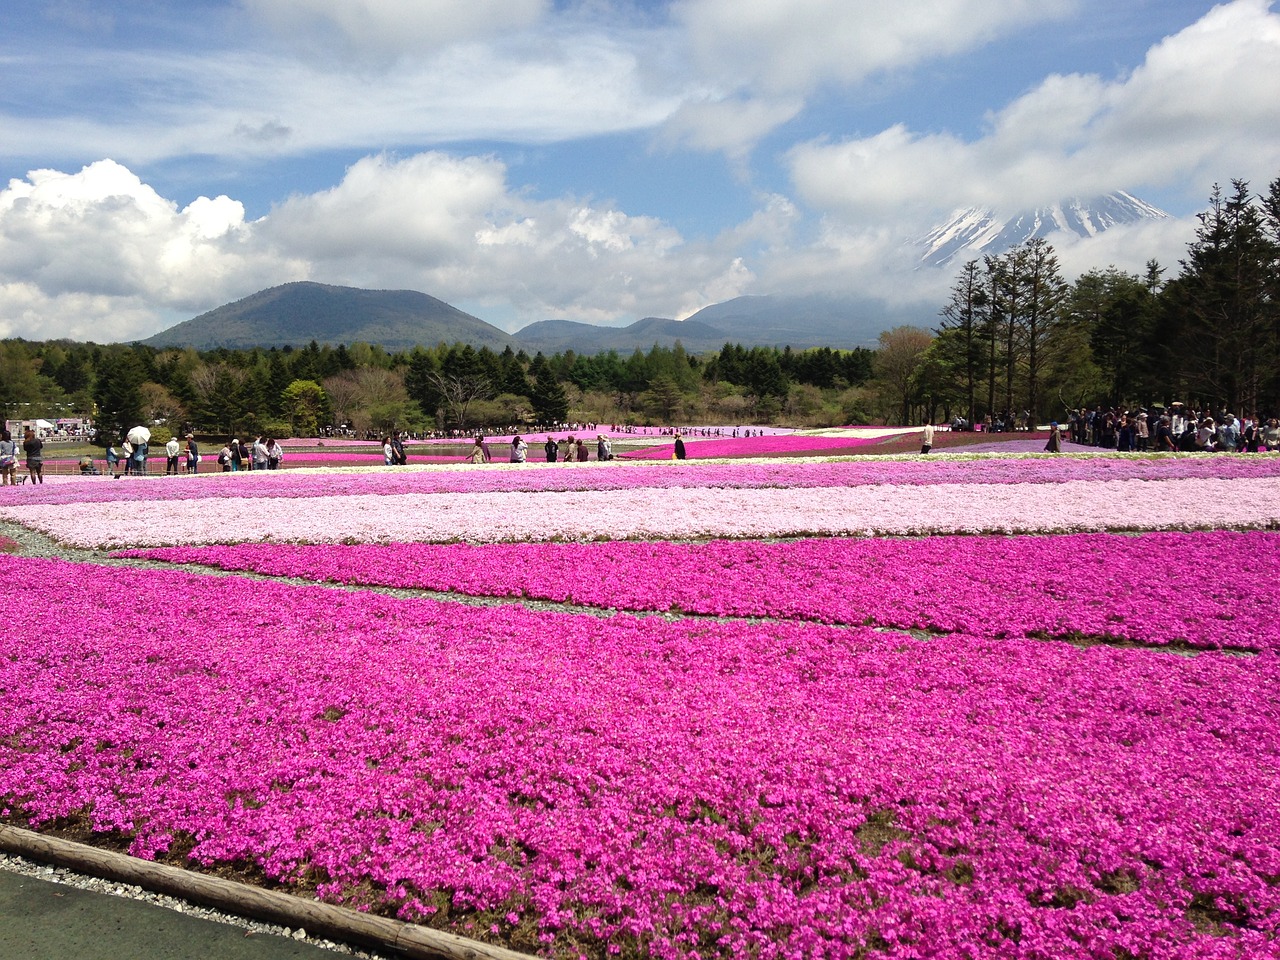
left=33, top=419, right=55, bottom=431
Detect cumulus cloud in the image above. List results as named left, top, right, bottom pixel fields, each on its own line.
left=239, top=0, right=549, bottom=61
left=0, top=154, right=762, bottom=339
left=785, top=0, right=1280, bottom=223
left=261, top=151, right=751, bottom=326
left=0, top=160, right=305, bottom=341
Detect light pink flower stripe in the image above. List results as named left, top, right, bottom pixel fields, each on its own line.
left=123, top=530, right=1280, bottom=652
left=4, top=454, right=1280, bottom=508
left=2, top=555, right=1278, bottom=958
left=8, top=476, right=1280, bottom=549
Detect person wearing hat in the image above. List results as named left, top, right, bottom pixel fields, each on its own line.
left=165, top=434, right=181, bottom=475
left=1044, top=421, right=1062, bottom=453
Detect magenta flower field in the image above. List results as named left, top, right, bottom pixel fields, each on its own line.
left=2, top=450, right=1279, bottom=959
left=123, top=529, right=1280, bottom=652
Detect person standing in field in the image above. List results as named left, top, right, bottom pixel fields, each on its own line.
left=544, top=436, right=558, bottom=462
left=674, top=434, right=687, bottom=460
left=165, top=435, right=181, bottom=475
left=0, top=430, right=18, bottom=485
left=253, top=436, right=270, bottom=471
left=920, top=420, right=935, bottom=455
left=510, top=435, right=528, bottom=463
left=186, top=435, right=200, bottom=473
left=22, top=428, right=44, bottom=484
left=576, top=437, right=589, bottom=462
left=266, top=438, right=284, bottom=469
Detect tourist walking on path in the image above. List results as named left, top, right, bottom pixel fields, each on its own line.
left=186, top=435, right=200, bottom=473
left=920, top=420, right=935, bottom=455
left=1044, top=422, right=1062, bottom=453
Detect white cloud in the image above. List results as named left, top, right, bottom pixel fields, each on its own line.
left=0, top=160, right=305, bottom=341
left=658, top=97, right=804, bottom=160
left=785, top=0, right=1280, bottom=224
left=0, top=154, right=762, bottom=339
left=0, top=29, right=685, bottom=165
left=239, top=0, right=549, bottom=60
left=674, top=0, right=1074, bottom=95
left=261, top=151, right=745, bottom=326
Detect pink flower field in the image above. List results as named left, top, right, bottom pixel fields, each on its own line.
left=3, top=450, right=1280, bottom=958
left=123, top=529, right=1280, bottom=652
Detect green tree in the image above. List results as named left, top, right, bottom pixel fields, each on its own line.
left=92, top=350, right=146, bottom=442
left=530, top=374, right=569, bottom=425
left=937, top=259, right=990, bottom=424
left=281, top=379, right=327, bottom=436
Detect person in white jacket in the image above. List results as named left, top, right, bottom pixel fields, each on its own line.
left=165, top=436, right=181, bottom=475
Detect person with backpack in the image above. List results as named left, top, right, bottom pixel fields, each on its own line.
left=0, top=430, right=18, bottom=486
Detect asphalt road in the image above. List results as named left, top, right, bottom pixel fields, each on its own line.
left=0, top=869, right=349, bottom=960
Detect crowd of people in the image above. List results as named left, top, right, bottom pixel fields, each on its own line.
left=1065, top=407, right=1280, bottom=452
left=213, top=436, right=286, bottom=472
left=460, top=433, right=627, bottom=464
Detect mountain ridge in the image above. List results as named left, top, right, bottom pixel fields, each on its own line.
left=917, top=192, right=1169, bottom=267
left=141, top=281, right=515, bottom=351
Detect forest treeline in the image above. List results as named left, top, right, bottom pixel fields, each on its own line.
left=2, top=173, right=1276, bottom=442
left=896, top=175, right=1280, bottom=426
left=0, top=333, right=875, bottom=444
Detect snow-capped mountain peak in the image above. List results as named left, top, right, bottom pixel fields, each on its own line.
left=917, top=192, right=1169, bottom=267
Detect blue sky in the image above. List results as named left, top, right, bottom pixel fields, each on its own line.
left=1, top=0, right=1277, bottom=341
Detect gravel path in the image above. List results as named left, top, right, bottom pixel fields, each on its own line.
left=0, top=851, right=396, bottom=959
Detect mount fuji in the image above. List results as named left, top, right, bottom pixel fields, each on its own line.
left=917, top=192, right=1169, bottom=267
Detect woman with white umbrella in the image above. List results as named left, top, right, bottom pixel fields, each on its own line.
left=127, top=426, right=151, bottom=476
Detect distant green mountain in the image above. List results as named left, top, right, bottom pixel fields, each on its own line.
left=514, top=294, right=920, bottom=353
left=141, top=281, right=515, bottom=350
left=513, top=316, right=733, bottom=354
left=680, top=294, right=917, bottom=349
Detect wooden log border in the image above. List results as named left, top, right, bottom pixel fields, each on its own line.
left=0, top=825, right=536, bottom=960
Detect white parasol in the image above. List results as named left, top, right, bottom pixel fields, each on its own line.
left=126, top=426, right=152, bottom=445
